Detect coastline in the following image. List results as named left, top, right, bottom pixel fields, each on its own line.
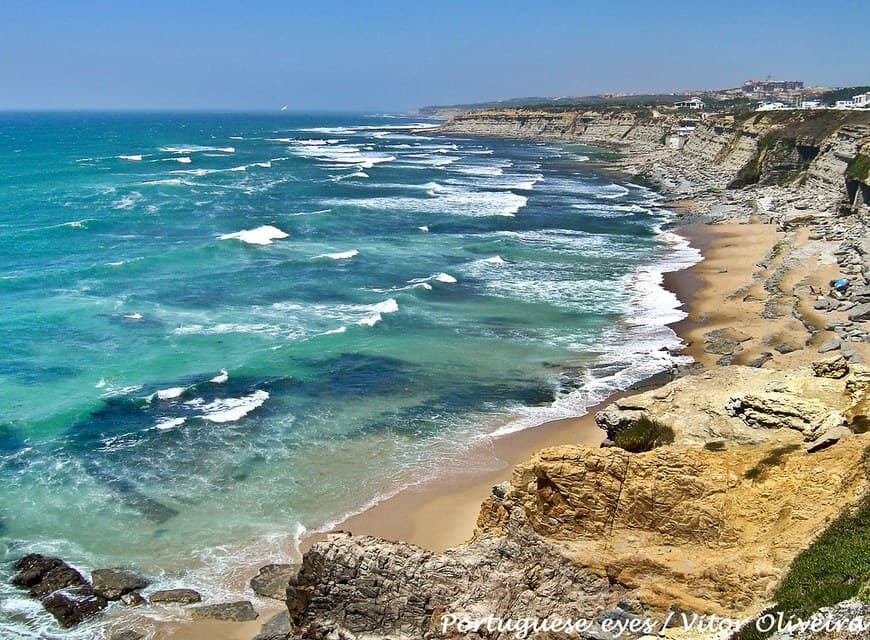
left=153, top=159, right=719, bottom=640
left=78, top=109, right=870, bottom=638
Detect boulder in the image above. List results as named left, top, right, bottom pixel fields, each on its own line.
left=13, top=554, right=88, bottom=598
left=250, top=564, right=299, bottom=601
left=812, top=356, right=850, bottom=379
left=148, top=588, right=202, bottom=605
left=42, top=586, right=108, bottom=628
left=120, top=591, right=147, bottom=607
left=848, top=303, right=870, bottom=322
left=806, top=426, right=853, bottom=453
left=775, top=342, right=801, bottom=354
left=91, top=569, right=148, bottom=600
left=254, top=610, right=292, bottom=640
left=189, top=600, right=258, bottom=622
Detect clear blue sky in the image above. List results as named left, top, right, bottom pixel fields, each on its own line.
left=1, top=0, right=866, bottom=111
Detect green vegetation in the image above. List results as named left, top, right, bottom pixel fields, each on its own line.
left=613, top=416, right=675, bottom=453
left=733, top=487, right=870, bottom=640
left=846, top=154, right=870, bottom=182
left=743, top=444, right=800, bottom=481
left=818, top=86, right=870, bottom=106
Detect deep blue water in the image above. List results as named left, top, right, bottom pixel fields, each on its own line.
left=0, top=112, right=698, bottom=637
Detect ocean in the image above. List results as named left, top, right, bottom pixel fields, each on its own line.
left=0, top=112, right=699, bottom=637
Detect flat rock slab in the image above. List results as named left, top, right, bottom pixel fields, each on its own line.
left=817, top=337, right=842, bottom=353
left=250, top=564, right=299, bottom=600
left=806, top=426, right=853, bottom=453
left=148, top=588, right=202, bottom=605
left=91, top=569, right=148, bottom=600
left=189, top=600, right=258, bottom=622
left=848, top=302, right=870, bottom=322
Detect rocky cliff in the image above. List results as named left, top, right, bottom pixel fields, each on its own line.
left=279, top=363, right=870, bottom=640
left=436, top=108, right=870, bottom=219
left=436, top=108, right=675, bottom=151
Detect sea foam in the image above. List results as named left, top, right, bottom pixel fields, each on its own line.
left=219, top=225, right=288, bottom=245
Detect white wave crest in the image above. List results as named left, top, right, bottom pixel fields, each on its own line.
left=358, top=298, right=399, bottom=327
left=210, top=369, right=229, bottom=384
left=118, top=154, right=143, bottom=161
left=315, top=249, right=359, bottom=261
left=219, top=225, right=288, bottom=245
left=192, top=389, right=269, bottom=423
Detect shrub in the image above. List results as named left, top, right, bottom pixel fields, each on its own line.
left=613, top=416, right=675, bottom=453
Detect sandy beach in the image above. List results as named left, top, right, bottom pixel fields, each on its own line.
left=149, top=213, right=786, bottom=640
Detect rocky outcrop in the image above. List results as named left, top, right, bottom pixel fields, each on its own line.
left=594, top=364, right=862, bottom=446
left=91, top=568, right=148, bottom=601
left=283, top=433, right=869, bottom=639
left=12, top=554, right=108, bottom=628
left=436, top=108, right=674, bottom=151
left=251, top=563, right=299, bottom=601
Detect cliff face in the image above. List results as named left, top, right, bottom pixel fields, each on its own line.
left=435, top=108, right=870, bottom=218
left=282, top=364, right=870, bottom=639
left=437, top=109, right=674, bottom=151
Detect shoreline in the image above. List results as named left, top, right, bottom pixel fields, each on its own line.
left=327, top=221, right=712, bottom=554
left=159, top=222, right=714, bottom=639
left=153, top=157, right=719, bottom=639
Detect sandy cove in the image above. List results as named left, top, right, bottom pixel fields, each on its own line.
left=147, top=211, right=861, bottom=640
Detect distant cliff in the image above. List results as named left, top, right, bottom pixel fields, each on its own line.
left=435, top=108, right=870, bottom=217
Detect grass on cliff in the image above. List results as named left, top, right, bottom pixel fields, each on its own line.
left=613, top=416, right=674, bottom=453
left=846, top=154, right=870, bottom=182
left=732, top=466, right=870, bottom=639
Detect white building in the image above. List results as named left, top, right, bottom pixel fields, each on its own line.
left=674, top=97, right=705, bottom=109
left=854, top=92, right=870, bottom=107
left=801, top=99, right=822, bottom=109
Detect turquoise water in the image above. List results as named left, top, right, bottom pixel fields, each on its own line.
left=0, top=112, right=698, bottom=636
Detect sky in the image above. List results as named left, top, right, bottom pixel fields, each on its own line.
left=1, top=0, right=867, bottom=111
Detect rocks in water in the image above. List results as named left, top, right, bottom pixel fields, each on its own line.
left=12, top=554, right=108, bottom=627
left=848, top=302, right=870, bottom=322
left=189, top=600, right=258, bottom=622
left=812, top=356, right=850, bottom=379
left=42, top=586, right=108, bottom=628
left=120, top=591, right=147, bottom=607
left=148, top=588, right=202, bottom=605
left=254, top=610, right=291, bottom=640
left=250, top=563, right=299, bottom=601
left=13, top=554, right=88, bottom=598
left=806, top=426, right=853, bottom=453
left=91, top=568, right=148, bottom=600
left=817, top=337, right=842, bottom=353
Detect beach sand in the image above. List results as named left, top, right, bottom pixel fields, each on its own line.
left=151, top=215, right=850, bottom=639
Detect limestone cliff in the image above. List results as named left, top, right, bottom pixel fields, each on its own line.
left=280, top=363, right=870, bottom=640
left=435, top=108, right=870, bottom=218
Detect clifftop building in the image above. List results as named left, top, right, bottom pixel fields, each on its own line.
left=743, top=79, right=804, bottom=107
